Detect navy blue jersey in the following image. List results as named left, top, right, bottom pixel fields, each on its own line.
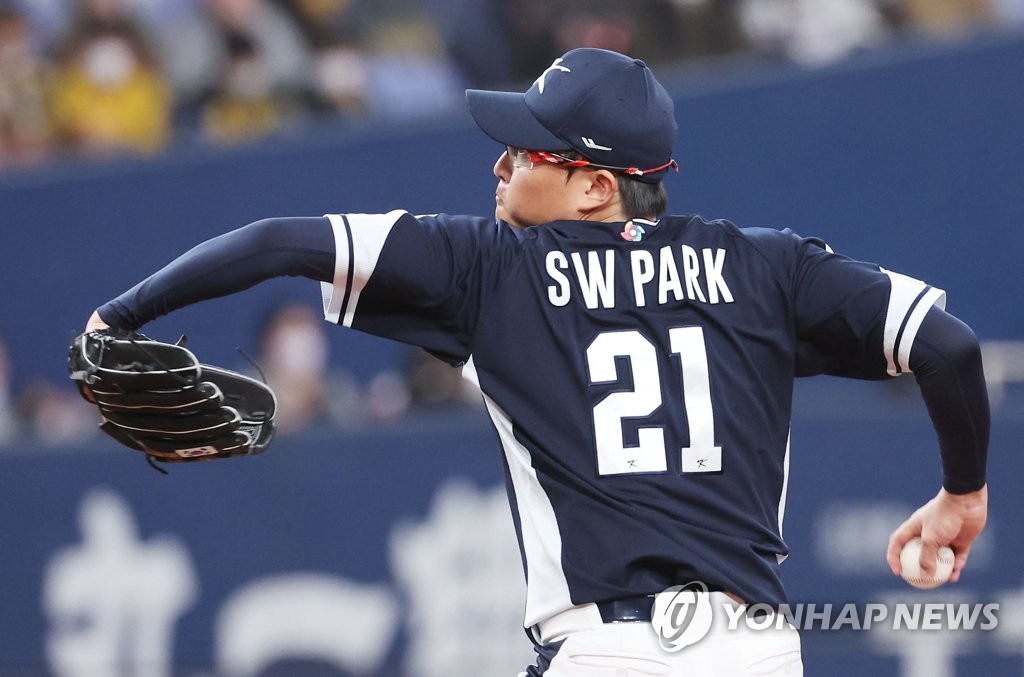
left=320, top=211, right=945, bottom=627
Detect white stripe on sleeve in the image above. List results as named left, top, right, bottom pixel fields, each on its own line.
left=320, top=211, right=403, bottom=327
left=882, top=269, right=947, bottom=376
left=321, top=214, right=349, bottom=324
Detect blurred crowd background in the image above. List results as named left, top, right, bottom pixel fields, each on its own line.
left=0, top=0, right=1021, bottom=170
left=1, top=0, right=1022, bottom=448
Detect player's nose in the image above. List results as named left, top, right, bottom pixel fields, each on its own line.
left=494, top=151, right=512, bottom=181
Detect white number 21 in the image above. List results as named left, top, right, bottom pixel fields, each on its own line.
left=586, top=327, right=722, bottom=476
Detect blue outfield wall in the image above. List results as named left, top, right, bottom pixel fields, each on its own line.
left=1, top=388, right=1023, bottom=676
left=0, top=31, right=1022, bottom=677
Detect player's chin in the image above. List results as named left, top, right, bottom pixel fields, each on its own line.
left=495, top=207, right=525, bottom=229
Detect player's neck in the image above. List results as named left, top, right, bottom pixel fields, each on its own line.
left=576, top=203, right=629, bottom=224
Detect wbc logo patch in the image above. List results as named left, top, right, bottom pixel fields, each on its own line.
left=620, top=220, right=645, bottom=242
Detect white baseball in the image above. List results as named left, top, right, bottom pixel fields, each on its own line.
left=899, top=537, right=955, bottom=589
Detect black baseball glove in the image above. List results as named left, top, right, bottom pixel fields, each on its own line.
left=68, top=328, right=277, bottom=466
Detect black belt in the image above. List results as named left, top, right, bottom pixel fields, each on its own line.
left=596, top=585, right=727, bottom=623
left=596, top=595, right=657, bottom=623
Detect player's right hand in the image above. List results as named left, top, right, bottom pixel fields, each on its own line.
left=885, top=484, right=988, bottom=583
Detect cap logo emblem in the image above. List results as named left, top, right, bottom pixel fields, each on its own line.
left=582, top=137, right=612, bottom=151
left=534, top=58, right=570, bottom=94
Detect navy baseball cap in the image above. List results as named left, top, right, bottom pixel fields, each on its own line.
left=467, top=48, right=678, bottom=183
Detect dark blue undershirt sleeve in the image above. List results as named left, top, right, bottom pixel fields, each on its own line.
left=97, top=217, right=335, bottom=331
left=908, top=305, right=990, bottom=494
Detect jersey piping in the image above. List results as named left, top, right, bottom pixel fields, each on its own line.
left=464, top=357, right=574, bottom=628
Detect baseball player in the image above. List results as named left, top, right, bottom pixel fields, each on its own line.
left=84, top=48, right=989, bottom=674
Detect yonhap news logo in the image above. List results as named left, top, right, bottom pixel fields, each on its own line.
left=650, top=582, right=1000, bottom=652
left=733, top=601, right=999, bottom=632
left=651, top=582, right=714, bottom=651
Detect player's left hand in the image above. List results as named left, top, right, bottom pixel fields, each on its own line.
left=886, top=484, right=988, bottom=583
left=86, top=310, right=110, bottom=332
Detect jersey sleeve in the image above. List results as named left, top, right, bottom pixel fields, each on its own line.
left=787, top=234, right=946, bottom=379
left=320, top=210, right=504, bottom=365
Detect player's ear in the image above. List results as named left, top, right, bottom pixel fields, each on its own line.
left=576, top=169, right=619, bottom=212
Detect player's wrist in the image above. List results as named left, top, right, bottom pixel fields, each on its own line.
left=942, top=479, right=987, bottom=495
left=938, top=484, right=987, bottom=510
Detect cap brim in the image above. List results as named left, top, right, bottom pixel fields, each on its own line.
left=466, top=89, right=565, bottom=150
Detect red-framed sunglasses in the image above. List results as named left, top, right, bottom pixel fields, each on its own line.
left=506, top=145, right=678, bottom=177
